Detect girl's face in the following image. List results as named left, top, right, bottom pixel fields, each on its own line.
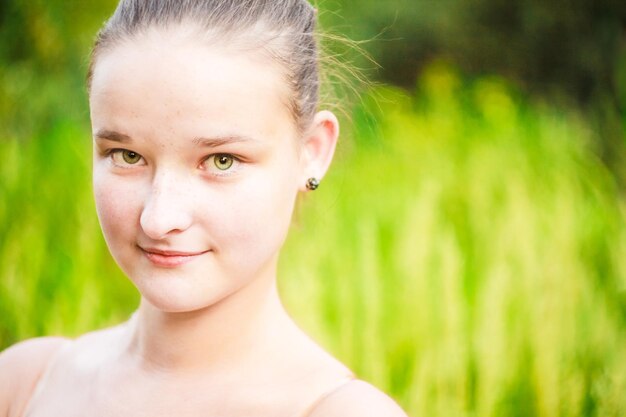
left=90, top=30, right=307, bottom=312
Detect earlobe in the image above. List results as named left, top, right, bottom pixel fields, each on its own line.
left=300, top=110, right=339, bottom=191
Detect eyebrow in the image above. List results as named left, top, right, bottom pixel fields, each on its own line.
left=94, top=129, right=257, bottom=147
left=192, top=135, right=258, bottom=148
left=94, top=129, right=132, bottom=143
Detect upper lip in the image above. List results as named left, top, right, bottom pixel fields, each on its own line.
left=139, top=246, right=210, bottom=257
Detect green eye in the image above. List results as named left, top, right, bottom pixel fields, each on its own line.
left=122, top=150, right=141, bottom=164
left=213, top=154, right=234, bottom=171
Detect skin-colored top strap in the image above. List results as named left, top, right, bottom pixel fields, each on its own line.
left=299, top=375, right=357, bottom=417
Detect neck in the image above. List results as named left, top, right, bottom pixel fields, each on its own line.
left=123, top=267, right=294, bottom=376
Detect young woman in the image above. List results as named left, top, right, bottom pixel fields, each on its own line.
left=0, top=1, right=407, bottom=416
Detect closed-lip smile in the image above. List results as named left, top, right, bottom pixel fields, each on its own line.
left=139, top=246, right=210, bottom=267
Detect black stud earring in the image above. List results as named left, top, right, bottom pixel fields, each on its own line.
left=306, top=177, right=320, bottom=191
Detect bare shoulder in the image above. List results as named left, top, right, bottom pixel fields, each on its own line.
left=308, top=379, right=409, bottom=417
left=0, top=337, right=71, bottom=388
left=0, top=337, right=71, bottom=416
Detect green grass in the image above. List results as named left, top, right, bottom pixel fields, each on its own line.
left=1, top=64, right=625, bottom=416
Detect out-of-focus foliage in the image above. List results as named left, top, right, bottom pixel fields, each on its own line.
left=317, top=0, right=626, bottom=185
left=322, top=0, right=626, bottom=98
left=0, top=1, right=114, bottom=69
left=4, top=0, right=625, bottom=101
left=2, top=60, right=626, bottom=416
left=288, top=64, right=626, bottom=416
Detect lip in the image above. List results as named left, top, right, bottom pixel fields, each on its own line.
left=139, top=246, right=210, bottom=268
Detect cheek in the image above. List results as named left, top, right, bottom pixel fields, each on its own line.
left=214, top=164, right=299, bottom=261
left=93, top=170, right=142, bottom=247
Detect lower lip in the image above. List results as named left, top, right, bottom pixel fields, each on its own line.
left=141, top=250, right=209, bottom=267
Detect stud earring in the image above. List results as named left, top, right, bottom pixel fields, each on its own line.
left=306, top=177, right=320, bottom=191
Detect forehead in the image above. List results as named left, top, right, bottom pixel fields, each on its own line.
left=89, top=29, right=296, bottom=142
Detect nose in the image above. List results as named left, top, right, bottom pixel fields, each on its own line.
left=140, top=170, right=194, bottom=240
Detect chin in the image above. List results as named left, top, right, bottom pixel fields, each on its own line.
left=141, top=293, right=207, bottom=313
left=130, top=269, right=246, bottom=314
left=138, top=286, right=221, bottom=313
left=127, top=273, right=202, bottom=312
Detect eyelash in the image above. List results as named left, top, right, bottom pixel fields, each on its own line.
left=105, top=148, right=242, bottom=177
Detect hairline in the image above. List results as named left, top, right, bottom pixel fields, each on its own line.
left=87, top=21, right=312, bottom=136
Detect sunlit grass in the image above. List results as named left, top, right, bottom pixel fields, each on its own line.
left=1, top=64, right=625, bottom=416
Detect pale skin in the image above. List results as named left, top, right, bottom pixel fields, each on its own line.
left=0, top=27, right=407, bottom=417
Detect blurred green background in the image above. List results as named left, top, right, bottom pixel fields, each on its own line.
left=1, top=1, right=626, bottom=416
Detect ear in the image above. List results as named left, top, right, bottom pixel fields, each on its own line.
left=298, top=110, right=339, bottom=191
